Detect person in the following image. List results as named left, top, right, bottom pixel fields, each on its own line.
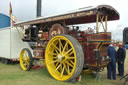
left=117, top=43, right=126, bottom=77
left=107, top=44, right=117, bottom=80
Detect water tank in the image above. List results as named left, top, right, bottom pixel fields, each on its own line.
left=0, top=13, right=10, bottom=28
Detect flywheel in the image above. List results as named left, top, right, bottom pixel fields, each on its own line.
left=48, top=23, right=68, bottom=39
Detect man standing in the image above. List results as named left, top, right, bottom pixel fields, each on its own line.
left=107, top=44, right=117, bottom=80
left=117, top=43, right=126, bottom=77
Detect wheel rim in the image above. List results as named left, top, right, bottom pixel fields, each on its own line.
left=20, top=49, right=30, bottom=71
left=45, top=36, right=77, bottom=81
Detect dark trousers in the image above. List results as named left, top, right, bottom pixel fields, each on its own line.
left=118, top=62, right=124, bottom=76
left=107, top=61, right=116, bottom=80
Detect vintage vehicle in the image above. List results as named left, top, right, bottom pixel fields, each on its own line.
left=123, top=27, right=128, bottom=49
left=123, top=27, right=128, bottom=44
left=14, top=5, right=119, bottom=81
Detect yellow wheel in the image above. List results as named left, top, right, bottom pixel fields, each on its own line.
left=20, top=48, right=33, bottom=71
left=45, top=35, right=84, bottom=81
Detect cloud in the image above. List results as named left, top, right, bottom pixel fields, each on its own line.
left=0, top=0, right=128, bottom=40
left=0, top=0, right=10, bottom=15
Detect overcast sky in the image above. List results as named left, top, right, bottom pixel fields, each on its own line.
left=0, top=0, right=128, bottom=40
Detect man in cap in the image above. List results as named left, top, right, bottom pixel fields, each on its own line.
left=117, top=43, right=126, bottom=77
left=107, top=44, right=117, bottom=80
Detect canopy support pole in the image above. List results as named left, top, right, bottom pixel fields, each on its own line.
left=96, top=14, right=99, bottom=33
left=105, top=16, right=108, bottom=32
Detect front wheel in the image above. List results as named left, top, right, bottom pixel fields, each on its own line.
left=45, top=35, right=84, bottom=81
left=20, top=48, right=33, bottom=71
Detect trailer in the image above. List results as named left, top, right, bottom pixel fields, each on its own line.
left=0, top=27, right=32, bottom=64
left=14, top=5, right=119, bottom=81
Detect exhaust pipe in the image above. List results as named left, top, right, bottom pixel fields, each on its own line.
left=37, top=0, right=42, bottom=17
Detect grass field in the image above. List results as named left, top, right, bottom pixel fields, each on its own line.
left=0, top=50, right=128, bottom=85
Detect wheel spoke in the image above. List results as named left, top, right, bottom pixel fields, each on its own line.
left=49, top=60, right=58, bottom=65
left=65, top=61, right=74, bottom=67
left=67, top=57, right=75, bottom=60
left=64, top=48, right=73, bottom=56
left=60, top=63, right=63, bottom=72
left=54, top=63, right=61, bottom=73
left=26, top=57, right=30, bottom=60
left=48, top=52, right=57, bottom=56
left=25, top=63, right=29, bottom=68
left=63, top=63, right=69, bottom=75
left=22, top=57, right=25, bottom=61
left=69, top=60, right=74, bottom=65
left=52, top=43, right=60, bottom=53
left=55, top=62, right=59, bottom=67
left=23, top=61, right=26, bottom=64
left=62, top=42, right=68, bottom=53
left=24, top=51, right=28, bottom=58
left=60, top=66, right=65, bottom=78
left=26, top=61, right=30, bottom=65
left=24, top=63, right=27, bottom=67
left=26, top=58, right=30, bottom=64
left=54, top=48, right=59, bottom=54
left=59, top=39, right=63, bottom=52
left=24, top=57, right=29, bottom=62
left=53, top=57, right=57, bottom=59
left=67, top=64, right=70, bottom=74
left=26, top=58, right=30, bottom=62
left=24, top=51, right=30, bottom=61
left=68, top=51, right=74, bottom=56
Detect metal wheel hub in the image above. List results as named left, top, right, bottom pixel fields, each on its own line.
left=57, top=54, right=65, bottom=62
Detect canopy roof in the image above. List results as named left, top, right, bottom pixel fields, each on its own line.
left=15, top=5, right=119, bottom=27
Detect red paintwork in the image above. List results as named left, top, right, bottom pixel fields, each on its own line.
left=77, top=32, right=111, bottom=69
left=42, top=32, right=48, bottom=40
left=33, top=32, right=111, bottom=70
left=33, top=48, right=45, bottom=59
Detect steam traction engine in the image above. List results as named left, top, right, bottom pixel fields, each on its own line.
left=15, top=5, right=119, bottom=81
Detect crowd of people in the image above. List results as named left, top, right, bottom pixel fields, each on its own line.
left=107, top=43, right=126, bottom=80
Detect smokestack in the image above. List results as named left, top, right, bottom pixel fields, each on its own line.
left=37, top=0, right=42, bottom=17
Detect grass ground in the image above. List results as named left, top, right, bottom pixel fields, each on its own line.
left=0, top=50, right=128, bottom=85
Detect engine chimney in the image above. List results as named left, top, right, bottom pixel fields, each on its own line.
left=37, top=0, right=42, bottom=17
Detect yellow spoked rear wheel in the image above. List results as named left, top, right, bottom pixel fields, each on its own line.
left=45, top=35, right=84, bottom=81
left=20, top=48, right=33, bottom=71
